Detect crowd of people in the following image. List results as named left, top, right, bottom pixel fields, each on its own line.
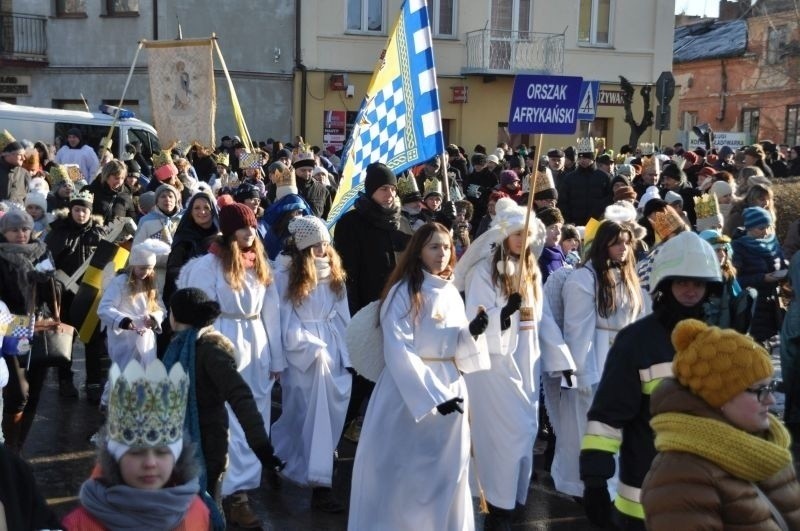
left=1, top=126, right=800, bottom=530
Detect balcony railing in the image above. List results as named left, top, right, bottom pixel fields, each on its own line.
left=463, top=28, right=564, bottom=75
left=0, top=12, right=47, bottom=62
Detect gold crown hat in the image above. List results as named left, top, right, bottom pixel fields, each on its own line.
left=152, top=150, right=178, bottom=181
left=48, top=164, right=70, bottom=186
left=0, top=130, right=15, bottom=151
left=423, top=177, right=443, bottom=199
left=651, top=205, right=686, bottom=241
left=293, top=150, right=316, bottom=169
left=694, top=194, right=724, bottom=232
left=271, top=161, right=298, bottom=200
left=212, top=151, right=230, bottom=168
left=532, top=167, right=557, bottom=198
left=576, top=137, right=595, bottom=155
left=106, top=359, right=189, bottom=461
left=397, top=171, right=422, bottom=203
left=639, top=142, right=656, bottom=156
left=641, top=155, right=660, bottom=175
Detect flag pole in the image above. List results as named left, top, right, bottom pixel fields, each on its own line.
left=99, top=40, right=144, bottom=161
left=516, top=132, right=544, bottom=293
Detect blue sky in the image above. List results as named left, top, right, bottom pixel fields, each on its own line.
left=675, top=0, right=720, bottom=16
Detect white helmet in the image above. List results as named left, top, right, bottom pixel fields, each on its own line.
left=649, top=231, right=722, bottom=294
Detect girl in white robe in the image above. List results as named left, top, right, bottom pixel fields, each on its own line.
left=177, top=202, right=284, bottom=529
left=271, top=216, right=352, bottom=513
left=455, top=197, right=546, bottom=527
left=348, top=223, right=490, bottom=531
left=98, top=239, right=170, bottom=374
left=552, top=220, right=648, bottom=498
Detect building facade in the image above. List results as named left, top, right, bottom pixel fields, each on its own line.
left=674, top=0, right=800, bottom=148
left=296, top=0, right=676, bottom=154
left=0, top=0, right=295, bottom=144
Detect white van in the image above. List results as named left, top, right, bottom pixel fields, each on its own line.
left=0, top=103, right=160, bottom=161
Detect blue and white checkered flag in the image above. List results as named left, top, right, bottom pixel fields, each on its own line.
left=327, top=0, right=445, bottom=227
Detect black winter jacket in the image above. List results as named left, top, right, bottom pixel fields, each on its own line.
left=558, top=164, right=612, bottom=225
left=87, top=179, right=135, bottom=225
left=333, top=195, right=411, bottom=315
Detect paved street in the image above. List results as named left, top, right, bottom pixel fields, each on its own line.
left=24, top=344, right=590, bottom=530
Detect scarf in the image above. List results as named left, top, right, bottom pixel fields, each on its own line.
left=354, top=193, right=401, bottom=231
left=735, top=233, right=781, bottom=261
left=315, top=256, right=331, bottom=280
left=0, top=240, right=48, bottom=311
left=651, top=411, right=792, bottom=482
left=79, top=476, right=199, bottom=531
left=163, top=328, right=225, bottom=530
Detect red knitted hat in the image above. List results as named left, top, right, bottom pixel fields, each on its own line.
left=219, top=203, right=257, bottom=238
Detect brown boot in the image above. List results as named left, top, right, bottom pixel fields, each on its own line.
left=223, top=491, right=261, bottom=529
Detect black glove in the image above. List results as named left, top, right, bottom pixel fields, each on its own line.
left=118, top=317, right=134, bottom=330
left=500, top=292, right=523, bottom=331
left=582, top=481, right=612, bottom=528
left=436, top=397, right=464, bottom=415
left=255, top=443, right=286, bottom=472
left=26, top=269, right=55, bottom=283
left=468, top=308, right=489, bottom=337
left=346, top=366, right=357, bottom=376
left=562, top=369, right=575, bottom=388
left=440, top=201, right=457, bottom=221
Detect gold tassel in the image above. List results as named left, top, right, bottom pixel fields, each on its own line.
left=477, top=486, right=489, bottom=514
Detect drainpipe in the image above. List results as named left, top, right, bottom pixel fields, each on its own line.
left=296, top=0, right=307, bottom=140
left=152, top=0, right=159, bottom=39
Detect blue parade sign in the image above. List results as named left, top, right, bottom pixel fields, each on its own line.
left=508, top=74, right=583, bottom=134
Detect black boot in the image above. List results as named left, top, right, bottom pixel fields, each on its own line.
left=310, top=487, right=345, bottom=513
left=484, top=502, right=513, bottom=531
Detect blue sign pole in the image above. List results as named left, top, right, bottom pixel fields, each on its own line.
left=508, top=75, right=583, bottom=134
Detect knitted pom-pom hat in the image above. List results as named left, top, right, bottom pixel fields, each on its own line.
left=672, top=319, right=773, bottom=408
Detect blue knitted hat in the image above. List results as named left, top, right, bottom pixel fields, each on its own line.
left=743, top=206, right=772, bottom=230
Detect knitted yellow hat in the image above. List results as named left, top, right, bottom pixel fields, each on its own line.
left=672, top=319, right=773, bottom=408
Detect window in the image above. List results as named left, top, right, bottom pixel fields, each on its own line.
left=489, top=0, right=532, bottom=69
left=682, top=111, right=698, bottom=131
left=55, top=0, right=86, bottom=17
left=347, top=0, right=384, bottom=33
left=786, top=105, right=800, bottom=147
left=427, top=0, right=455, bottom=37
left=105, top=0, right=139, bottom=16
left=578, top=118, right=609, bottom=147
left=741, top=108, right=759, bottom=142
left=52, top=99, right=88, bottom=111
left=767, top=25, right=788, bottom=65
left=578, top=0, right=612, bottom=45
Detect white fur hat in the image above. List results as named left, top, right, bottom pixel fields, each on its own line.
left=453, top=197, right=546, bottom=291
left=24, top=191, right=48, bottom=212
left=28, top=177, right=50, bottom=194
left=639, top=186, right=661, bottom=212
left=604, top=201, right=637, bottom=224
left=129, top=238, right=172, bottom=267
left=288, top=215, right=330, bottom=250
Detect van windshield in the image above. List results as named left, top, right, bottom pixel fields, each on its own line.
left=55, top=123, right=116, bottom=153
left=127, top=129, right=160, bottom=161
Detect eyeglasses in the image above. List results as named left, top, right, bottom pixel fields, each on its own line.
left=745, top=381, right=777, bottom=403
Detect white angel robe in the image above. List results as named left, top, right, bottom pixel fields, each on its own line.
left=98, top=273, right=165, bottom=369
left=348, top=271, right=490, bottom=531
left=551, top=265, right=648, bottom=497
left=463, top=258, right=542, bottom=510
left=178, top=253, right=285, bottom=496
left=270, top=266, right=352, bottom=487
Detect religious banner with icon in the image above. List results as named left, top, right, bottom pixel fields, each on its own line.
left=144, top=38, right=216, bottom=148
